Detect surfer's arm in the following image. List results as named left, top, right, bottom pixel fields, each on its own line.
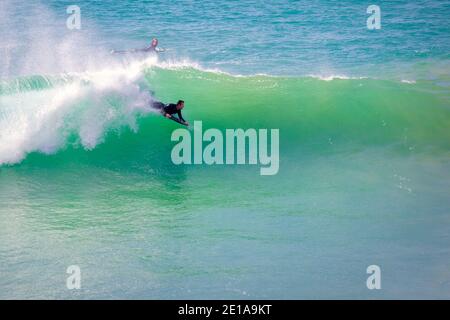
left=112, top=47, right=152, bottom=54
left=111, top=49, right=140, bottom=54
left=135, top=47, right=152, bottom=52
left=177, top=111, right=188, bottom=124
left=177, top=111, right=185, bottom=122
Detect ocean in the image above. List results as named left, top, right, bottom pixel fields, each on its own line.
left=0, top=0, right=450, bottom=299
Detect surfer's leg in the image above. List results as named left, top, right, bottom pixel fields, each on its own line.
left=151, top=101, right=164, bottom=111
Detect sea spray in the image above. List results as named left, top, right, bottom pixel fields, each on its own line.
left=0, top=62, right=156, bottom=165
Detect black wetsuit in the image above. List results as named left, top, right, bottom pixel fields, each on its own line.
left=151, top=101, right=185, bottom=122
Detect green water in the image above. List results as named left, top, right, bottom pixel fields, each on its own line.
left=1, top=67, right=450, bottom=298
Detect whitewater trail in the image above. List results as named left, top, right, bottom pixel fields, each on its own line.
left=0, top=56, right=163, bottom=165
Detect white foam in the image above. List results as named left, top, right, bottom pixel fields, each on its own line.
left=306, top=74, right=368, bottom=81
left=0, top=59, right=157, bottom=165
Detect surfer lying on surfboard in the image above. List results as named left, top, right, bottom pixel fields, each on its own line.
left=151, top=100, right=189, bottom=126
left=111, top=38, right=166, bottom=54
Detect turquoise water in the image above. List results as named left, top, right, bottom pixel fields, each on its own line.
left=1, top=0, right=450, bottom=299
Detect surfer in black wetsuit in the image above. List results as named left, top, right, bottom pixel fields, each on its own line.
left=151, top=100, right=188, bottom=125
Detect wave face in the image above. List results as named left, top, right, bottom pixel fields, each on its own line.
left=1, top=61, right=449, bottom=166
